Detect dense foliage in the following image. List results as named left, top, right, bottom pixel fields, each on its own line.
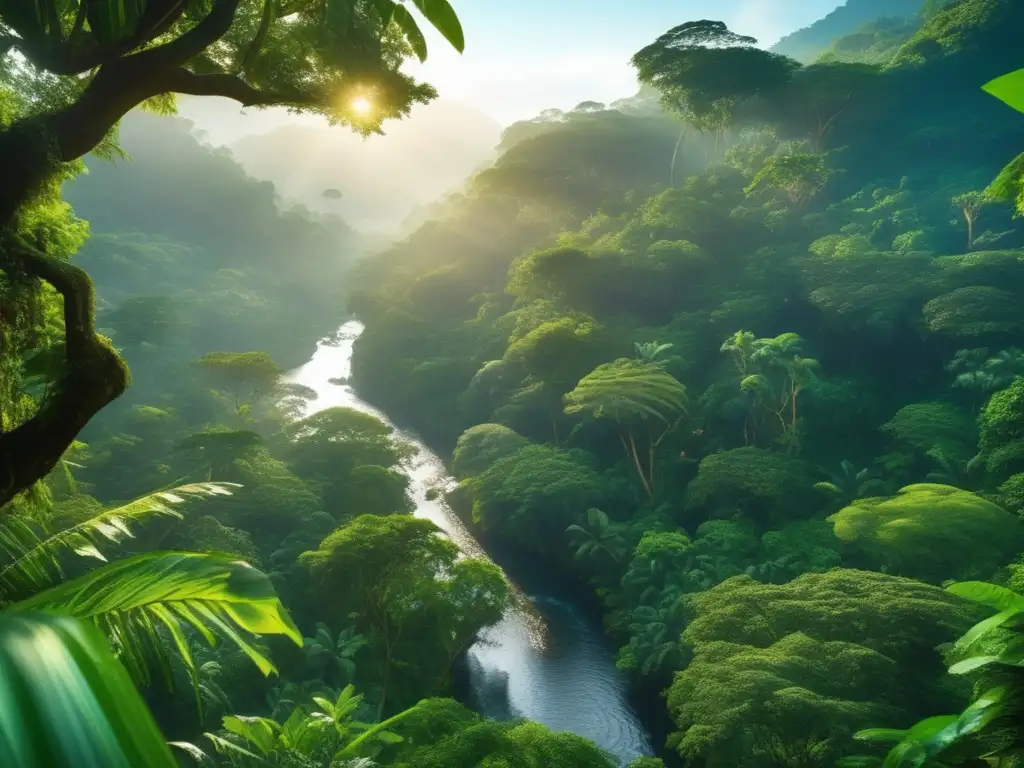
left=343, top=0, right=1024, bottom=764
left=4, top=0, right=1024, bottom=766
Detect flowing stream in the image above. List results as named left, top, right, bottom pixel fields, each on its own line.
left=287, top=320, right=653, bottom=765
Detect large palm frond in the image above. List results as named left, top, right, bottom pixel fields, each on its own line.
left=0, top=482, right=239, bottom=597
left=9, top=551, right=302, bottom=688
left=0, top=612, right=178, bottom=768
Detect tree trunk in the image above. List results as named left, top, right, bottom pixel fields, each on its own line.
left=0, top=61, right=175, bottom=508
left=624, top=430, right=653, bottom=499
left=0, top=235, right=130, bottom=508
left=669, top=125, right=686, bottom=187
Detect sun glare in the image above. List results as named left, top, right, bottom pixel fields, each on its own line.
left=350, top=96, right=373, bottom=115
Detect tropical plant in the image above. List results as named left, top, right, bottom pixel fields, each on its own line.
left=948, top=348, right=1024, bottom=402
left=722, top=331, right=820, bottom=451
left=621, top=531, right=693, bottom=606
left=813, top=459, right=883, bottom=505
left=0, top=482, right=302, bottom=691
left=302, top=623, right=368, bottom=688
left=849, top=581, right=1024, bottom=767
left=634, top=340, right=674, bottom=366
left=175, top=685, right=414, bottom=766
left=951, top=191, right=989, bottom=251
left=622, top=600, right=686, bottom=679
left=564, top=358, right=688, bottom=497
left=565, top=507, right=630, bottom=575
left=924, top=450, right=984, bottom=491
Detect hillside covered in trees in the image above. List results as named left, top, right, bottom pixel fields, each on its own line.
left=347, top=0, right=1024, bottom=764
left=1, top=0, right=1024, bottom=767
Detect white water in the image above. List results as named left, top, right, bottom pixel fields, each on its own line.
left=287, top=321, right=653, bottom=765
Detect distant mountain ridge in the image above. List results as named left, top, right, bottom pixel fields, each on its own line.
left=771, top=0, right=926, bottom=62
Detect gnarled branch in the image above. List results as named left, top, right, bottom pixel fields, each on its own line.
left=0, top=235, right=129, bottom=509
left=164, top=67, right=319, bottom=108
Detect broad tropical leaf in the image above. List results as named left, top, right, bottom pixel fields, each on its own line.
left=409, top=0, right=464, bottom=53
left=0, top=482, right=239, bottom=596
left=8, top=551, right=302, bottom=687
left=875, top=688, right=1016, bottom=768
left=982, top=69, right=1024, bottom=115
left=0, top=613, right=177, bottom=768
left=947, top=581, right=1024, bottom=613
left=392, top=4, right=427, bottom=62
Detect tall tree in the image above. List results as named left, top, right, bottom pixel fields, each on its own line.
left=0, top=0, right=465, bottom=508
left=952, top=190, right=989, bottom=250
left=631, top=20, right=798, bottom=142
left=299, top=514, right=507, bottom=718
left=761, top=62, right=882, bottom=153
left=564, top=358, right=688, bottom=498
left=193, top=351, right=282, bottom=413
left=721, top=331, right=820, bottom=451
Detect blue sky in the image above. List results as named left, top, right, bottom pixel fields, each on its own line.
left=406, top=0, right=846, bottom=123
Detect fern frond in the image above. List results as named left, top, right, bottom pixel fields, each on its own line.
left=0, top=482, right=239, bottom=598
left=8, top=551, right=302, bottom=691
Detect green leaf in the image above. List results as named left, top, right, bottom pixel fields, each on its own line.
left=948, top=655, right=1000, bottom=675
left=956, top=606, right=1024, bottom=649
left=946, top=582, right=1024, bottom=613
left=392, top=4, right=427, bottom=62
left=879, top=688, right=1015, bottom=768
left=0, top=613, right=177, bottom=768
left=813, top=481, right=844, bottom=496
left=0, top=482, right=240, bottom=596
left=982, top=69, right=1024, bottom=115
left=370, top=0, right=396, bottom=24
left=168, top=741, right=215, bottom=765
left=222, top=715, right=279, bottom=754
left=9, top=552, right=302, bottom=684
left=409, top=0, right=464, bottom=53
left=202, top=732, right=265, bottom=762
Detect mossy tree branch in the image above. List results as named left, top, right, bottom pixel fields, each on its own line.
left=0, top=235, right=129, bottom=508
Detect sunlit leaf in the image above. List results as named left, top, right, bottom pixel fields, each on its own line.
left=982, top=69, right=1024, bottom=115
left=9, top=551, right=302, bottom=686
left=946, top=582, right=1024, bottom=613
left=393, top=4, right=427, bottom=62
left=409, top=0, right=464, bottom=53
left=0, top=482, right=240, bottom=596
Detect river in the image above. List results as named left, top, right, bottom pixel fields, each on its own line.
left=286, top=320, right=654, bottom=766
